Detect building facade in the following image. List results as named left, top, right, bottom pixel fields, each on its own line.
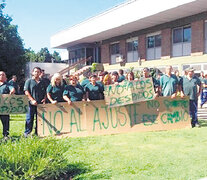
left=51, top=0, right=207, bottom=73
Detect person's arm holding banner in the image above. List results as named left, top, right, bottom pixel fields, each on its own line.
left=62, top=87, right=72, bottom=105
left=47, top=93, right=57, bottom=104
left=25, top=90, right=37, bottom=106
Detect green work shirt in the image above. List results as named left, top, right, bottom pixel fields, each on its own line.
left=118, top=75, right=125, bottom=83
left=63, top=84, right=85, bottom=102
left=181, top=76, right=201, bottom=100
left=47, top=84, right=65, bottom=102
left=8, top=80, right=19, bottom=94
left=160, top=74, right=178, bottom=96
left=96, top=81, right=105, bottom=100
left=85, top=82, right=102, bottom=100
left=81, top=78, right=90, bottom=88
left=24, top=78, right=46, bottom=104
left=0, top=82, right=13, bottom=94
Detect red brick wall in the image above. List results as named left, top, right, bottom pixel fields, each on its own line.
left=161, top=28, right=171, bottom=59
left=138, top=34, right=146, bottom=60
left=191, top=20, right=204, bottom=55
left=101, top=43, right=110, bottom=64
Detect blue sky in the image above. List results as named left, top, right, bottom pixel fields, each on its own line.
left=4, top=0, right=126, bottom=53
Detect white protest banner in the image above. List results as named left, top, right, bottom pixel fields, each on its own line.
left=104, top=78, right=155, bottom=107
left=0, top=94, right=28, bottom=114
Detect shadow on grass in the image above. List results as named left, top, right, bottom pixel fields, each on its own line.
left=199, top=120, right=207, bottom=127
left=50, top=162, right=91, bottom=180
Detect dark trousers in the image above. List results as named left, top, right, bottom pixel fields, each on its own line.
left=200, top=90, right=204, bottom=104
left=189, top=100, right=198, bottom=125
left=25, top=104, right=37, bottom=135
left=0, top=115, right=9, bottom=137
left=201, top=91, right=207, bottom=106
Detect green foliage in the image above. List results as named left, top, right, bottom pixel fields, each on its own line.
left=1, top=117, right=207, bottom=179
left=0, top=1, right=26, bottom=78
left=25, top=48, right=38, bottom=62
left=91, top=63, right=98, bottom=73
left=25, top=48, right=62, bottom=63
left=52, top=51, right=61, bottom=62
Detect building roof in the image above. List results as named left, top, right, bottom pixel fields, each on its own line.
left=51, top=0, right=207, bottom=49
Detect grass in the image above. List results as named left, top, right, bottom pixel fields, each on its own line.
left=0, top=116, right=207, bottom=179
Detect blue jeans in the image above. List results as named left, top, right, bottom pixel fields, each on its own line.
left=0, top=115, right=9, bottom=137
left=189, top=100, right=198, bottom=125
left=25, top=104, right=37, bottom=135
left=201, top=91, right=207, bottom=106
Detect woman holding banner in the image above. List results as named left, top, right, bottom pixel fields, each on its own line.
left=47, top=73, right=65, bottom=104
left=63, top=75, right=85, bottom=104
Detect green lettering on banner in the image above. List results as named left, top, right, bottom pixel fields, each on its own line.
left=54, top=110, right=63, bottom=134
left=147, top=100, right=160, bottom=109
left=160, top=110, right=188, bottom=124
left=0, top=95, right=28, bottom=114
left=70, top=109, right=79, bottom=133
left=142, top=114, right=158, bottom=126
left=101, top=105, right=109, bottom=129
left=42, top=111, right=53, bottom=135
left=104, top=78, right=155, bottom=107
left=117, top=106, right=127, bottom=126
left=93, top=108, right=102, bottom=131
left=110, top=108, right=118, bottom=128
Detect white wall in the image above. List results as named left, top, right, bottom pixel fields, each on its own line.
left=25, top=62, right=67, bottom=79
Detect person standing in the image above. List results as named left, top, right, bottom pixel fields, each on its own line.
left=180, top=67, right=201, bottom=127
left=24, top=67, right=47, bottom=137
left=117, top=69, right=125, bottom=83
left=200, top=74, right=207, bottom=108
left=63, top=75, right=85, bottom=104
left=0, top=71, right=15, bottom=140
left=47, top=73, right=65, bottom=104
left=8, top=75, right=19, bottom=95
left=142, top=67, right=159, bottom=97
left=159, top=65, right=178, bottom=98
left=199, top=71, right=205, bottom=107
left=85, top=74, right=103, bottom=101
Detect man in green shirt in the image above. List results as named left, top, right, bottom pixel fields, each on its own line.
left=159, top=66, right=178, bottom=98
left=24, top=67, right=47, bottom=137
left=180, top=67, right=201, bottom=127
left=0, top=71, right=15, bottom=140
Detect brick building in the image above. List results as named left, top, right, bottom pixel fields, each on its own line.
left=51, top=0, right=207, bottom=73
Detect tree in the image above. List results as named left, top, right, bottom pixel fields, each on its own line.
left=36, top=47, right=52, bottom=62
left=0, top=0, right=26, bottom=78
left=52, top=51, right=61, bottom=62
left=25, top=48, right=38, bottom=62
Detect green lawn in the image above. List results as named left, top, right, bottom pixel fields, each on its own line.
left=0, top=115, right=207, bottom=179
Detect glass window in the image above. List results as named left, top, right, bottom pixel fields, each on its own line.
left=155, top=35, right=161, bottom=47
left=127, top=40, right=138, bottom=52
left=69, top=50, right=75, bottom=59
left=183, top=27, right=191, bottom=42
left=133, top=40, right=138, bottom=51
left=147, top=36, right=154, bottom=48
left=110, top=43, right=120, bottom=55
left=173, top=28, right=182, bottom=43
left=127, top=42, right=133, bottom=52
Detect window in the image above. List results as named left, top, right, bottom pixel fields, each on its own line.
left=110, top=43, right=120, bottom=55
left=69, top=48, right=85, bottom=64
left=172, top=26, right=191, bottom=57
left=146, top=34, right=161, bottom=60
left=110, top=43, right=120, bottom=64
left=127, top=39, right=138, bottom=62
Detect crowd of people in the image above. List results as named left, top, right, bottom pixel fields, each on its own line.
left=0, top=64, right=206, bottom=140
